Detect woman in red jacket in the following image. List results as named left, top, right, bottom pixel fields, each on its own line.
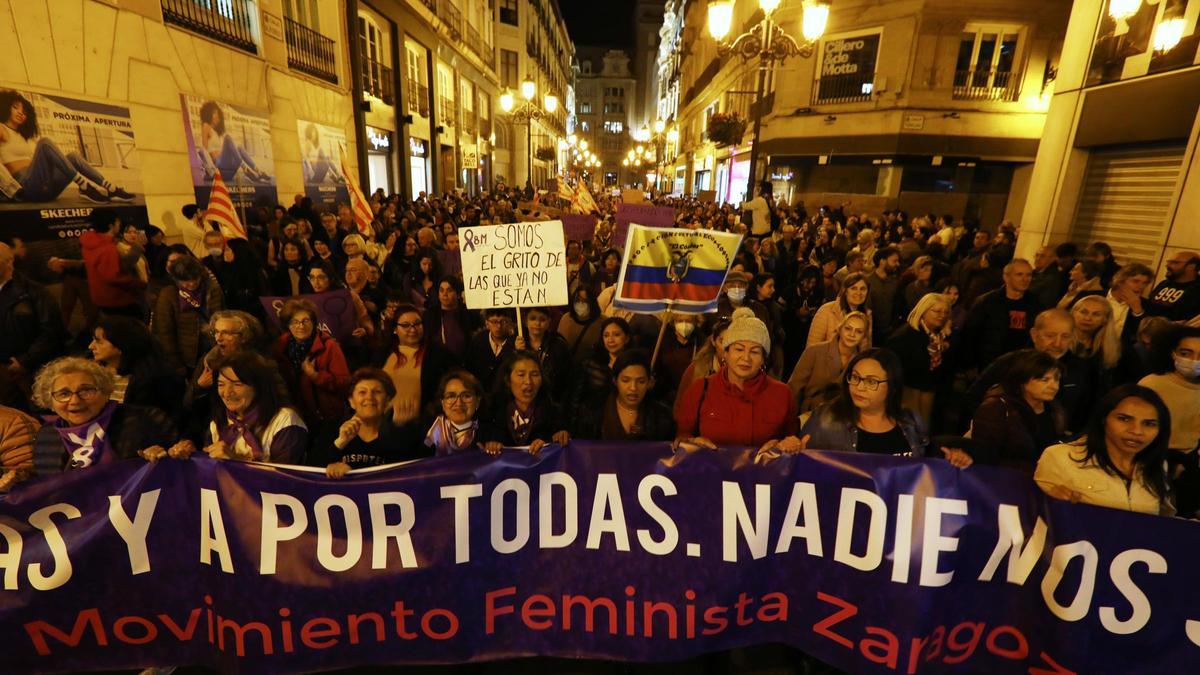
left=271, top=298, right=351, bottom=428
left=675, top=307, right=798, bottom=448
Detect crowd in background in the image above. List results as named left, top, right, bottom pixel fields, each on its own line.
left=0, top=178, right=1198, bottom=520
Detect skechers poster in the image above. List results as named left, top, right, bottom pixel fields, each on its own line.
left=0, top=86, right=147, bottom=241
left=180, top=94, right=278, bottom=213
left=296, top=119, right=350, bottom=210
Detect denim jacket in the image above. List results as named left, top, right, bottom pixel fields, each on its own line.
left=801, top=405, right=930, bottom=457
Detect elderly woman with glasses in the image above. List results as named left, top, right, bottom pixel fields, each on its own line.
left=270, top=299, right=350, bottom=427
left=30, top=357, right=192, bottom=473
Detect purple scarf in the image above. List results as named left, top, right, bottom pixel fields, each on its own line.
left=218, top=408, right=265, bottom=460
left=55, top=401, right=119, bottom=469
left=177, top=281, right=207, bottom=317
left=424, top=416, right=479, bottom=456
left=507, top=402, right=537, bottom=445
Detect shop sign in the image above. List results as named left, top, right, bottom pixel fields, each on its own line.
left=366, top=126, right=391, bottom=151
left=410, top=138, right=427, bottom=157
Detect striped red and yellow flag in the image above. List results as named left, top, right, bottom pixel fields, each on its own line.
left=339, top=143, right=375, bottom=237
left=576, top=181, right=598, bottom=214
left=205, top=170, right=247, bottom=240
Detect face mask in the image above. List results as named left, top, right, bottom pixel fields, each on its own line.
left=675, top=321, right=695, bottom=338
left=1174, top=355, right=1200, bottom=380
left=207, top=247, right=223, bottom=257
left=573, top=302, right=591, bottom=319
left=727, top=288, right=747, bottom=303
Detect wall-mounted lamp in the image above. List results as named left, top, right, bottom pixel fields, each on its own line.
left=824, top=115, right=837, bottom=123
left=942, top=112, right=961, bottom=119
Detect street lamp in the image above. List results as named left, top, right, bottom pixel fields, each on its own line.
left=641, top=118, right=679, bottom=194
left=708, top=0, right=829, bottom=202
left=500, top=78, right=559, bottom=188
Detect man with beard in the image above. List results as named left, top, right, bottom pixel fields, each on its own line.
left=1147, top=251, right=1200, bottom=322
left=867, top=246, right=901, bottom=343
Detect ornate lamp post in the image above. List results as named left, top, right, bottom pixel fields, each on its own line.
left=708, top=0, right=828, bottom=202
left=623, top=144, right=656, bottom=187
left=639, top=119, right=680, bottom=194
left=500, top=78, right=558, bottom=188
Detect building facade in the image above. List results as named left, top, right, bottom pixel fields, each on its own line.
left=0, top=0, right=358, bottom=244
left=359, top=0, right=498, bottom=199
left=493, top=0, right=573, bottom=189
left=574, top=48, right=638, bottom=188
left=664, top=0, right=1071, bottom=225
left=632, top=0, right=668, bottom=134
left=1015, top=0, right=1200, bottom=277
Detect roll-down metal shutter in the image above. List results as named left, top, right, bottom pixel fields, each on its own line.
left=1071, top=144, right=1186, bottom=267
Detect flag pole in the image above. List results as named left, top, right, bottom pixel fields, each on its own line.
left=516, top=305, right=524, bottom=342
left=235, top=171, right=247, bottom=232
left=650, top=304, right=673, bottom=370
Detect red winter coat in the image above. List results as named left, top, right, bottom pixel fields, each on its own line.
left=272, top=331, right=351, bottom=424
left=674, top=367, right=798, bottom=447
left=80, top=231, right=145, bottom=308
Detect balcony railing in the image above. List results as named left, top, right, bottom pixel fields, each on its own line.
left=953, top=69, right=1020, bottom=102
left=812, top=75, right=873, bottom=105
left=285, top=17, right=338, bottom=84
left=362, top=60, right=394, bottom=105
left=438, top=0, right=462, bottom=41
left=463, top=113, right=477, bottom=137
left=409, top=83, right=430, bottom=117
left=439, top=97, right=456, bottom=126
left=161, top=0, right=257, bottom=54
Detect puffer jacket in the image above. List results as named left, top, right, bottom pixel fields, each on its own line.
left=801, top=405, right=929, bottom=457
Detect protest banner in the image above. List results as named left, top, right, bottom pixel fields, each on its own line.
left=561, top=214, right=598, bottom=241
left=460, top=221, right=568, bottom=312
left=297, top=120, right=350, bottom=209
left=614, top=203, right=676, bottom=249
left=614, top=224, right=742, bottom=315
left=0, top=86, right=148, bottom=242
left=181, top=95, right=277, bottom=218
left=1, top=445, right=1197, bottom=674
left=259, top=289, right=357, bottom=341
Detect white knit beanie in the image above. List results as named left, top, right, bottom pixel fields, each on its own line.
left=722, top=306, right=770, bottom=354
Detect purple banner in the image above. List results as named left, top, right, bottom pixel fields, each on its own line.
left=614, top=204, right=675, bottom=250
left=260, top=289, right=357, bottom=341
left=1, top=444, right=1198, bottom=674
left=561, top=214, right=598, bottom=242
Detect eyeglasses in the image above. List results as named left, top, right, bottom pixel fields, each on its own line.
left=50, top=386, right=101, bottom=403
left=289, top=318, right=313, bottom=327
left=847, top=373, right=887, bottom=391
left=442, top=392, right=477, bottom=403
left=396, top=321, right=422, bottom=331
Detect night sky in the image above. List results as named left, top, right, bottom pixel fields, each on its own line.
left=560, top=0, right=636, bottom=49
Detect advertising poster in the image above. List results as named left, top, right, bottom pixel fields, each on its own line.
left=180, top=94, right=277, bottom=214
left=297, top=119, right=350, bottom=210
left=0, top=86, right=147, bottom=241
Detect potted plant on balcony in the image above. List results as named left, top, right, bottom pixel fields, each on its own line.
left=535, top=146, right=556, bottom=162
left=706, top=112, right=747, bottom=147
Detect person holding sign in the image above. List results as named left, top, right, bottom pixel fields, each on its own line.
left=479, top=351, right=569, bottom=454
left=515, top=307, right=572, bottom=402
left=674, top=308, right=797, bottom=448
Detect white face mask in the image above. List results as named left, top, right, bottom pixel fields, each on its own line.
left=674, top=321, right=695, bottom=338
left=1174, top=355, right=1200, bottom=380
left=207, top=247, right=223, bottom=257
left=727, top=288, right=747, bottom=303
left=573, top=302, right=591, bottom=319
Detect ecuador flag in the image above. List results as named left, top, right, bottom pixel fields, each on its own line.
left=613, top=224, right=743, bottom=314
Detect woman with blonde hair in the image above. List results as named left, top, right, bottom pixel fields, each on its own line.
left=1071, top=295, right=1121, bottom=370
left=887, top=293, right=955, bottom=424
left=787, top=311, right=868, bottom=412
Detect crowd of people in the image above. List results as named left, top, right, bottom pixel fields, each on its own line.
left=1, top=179, right=1198, bottom=520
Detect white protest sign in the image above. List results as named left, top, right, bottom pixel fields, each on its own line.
left=460, top=221, right=568, bottom=309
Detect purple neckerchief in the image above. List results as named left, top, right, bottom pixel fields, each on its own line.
left=425, top=415, right=478, bottom=456
left=53, top=400, right=119, bottom=470
left=177, top=281, right=207, bottom=317
left=507, top=401, right=537, bottom=445
left=218, top=408, right=265, bottom=460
